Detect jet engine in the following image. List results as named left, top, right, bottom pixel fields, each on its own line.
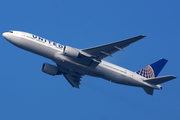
left=42, top=63, right=61, bottom=76
left=64, top=46, right=80, bottom=58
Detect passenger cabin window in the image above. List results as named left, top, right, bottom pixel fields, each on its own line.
left=8, top=31, right=13, bottom=33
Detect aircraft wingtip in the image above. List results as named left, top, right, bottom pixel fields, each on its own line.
left=140, top=35, right=146, bottom=37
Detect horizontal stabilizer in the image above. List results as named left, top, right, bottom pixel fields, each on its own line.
left=143, top=87, right=154, bottom=95
left=144, top=75, right=176, bottom=85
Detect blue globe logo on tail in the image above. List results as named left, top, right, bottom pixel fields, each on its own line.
left=136, top=58, right=168, bottom=78
left=136, top=65, right=155, bottom=78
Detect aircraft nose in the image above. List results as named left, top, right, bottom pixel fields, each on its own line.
left=2, top=32, right=7, bottom=38
left=3, top=32, right=8, bottom=39
left=2, top=32, right=11, bottom=41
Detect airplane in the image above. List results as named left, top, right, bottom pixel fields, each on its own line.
left=2, top=31, right=176, bottom=95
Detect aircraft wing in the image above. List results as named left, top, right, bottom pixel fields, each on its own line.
left=82, top=35, right=146, bottom=60
left=63, top=72, right=82, bottom=88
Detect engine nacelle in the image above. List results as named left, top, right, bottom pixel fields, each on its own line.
left=42, top=63, right=60, bottom=76
left=64, top=46, right=80, bottom=58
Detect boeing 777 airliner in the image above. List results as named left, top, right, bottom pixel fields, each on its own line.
left=2, top=31, right=176, bottom=95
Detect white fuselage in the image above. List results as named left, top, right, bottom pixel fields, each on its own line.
left=3, top=31, right=161, bottom=89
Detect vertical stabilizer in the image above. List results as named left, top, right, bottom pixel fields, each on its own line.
left=136, top=58, right=168, bottom=78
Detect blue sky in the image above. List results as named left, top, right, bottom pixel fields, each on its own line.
left=0, top=0, right=180, bottom=120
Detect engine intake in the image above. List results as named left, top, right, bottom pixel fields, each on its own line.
left=42, top=63, right=60, bottom=76
left=64, top=46, right=80, bottom=58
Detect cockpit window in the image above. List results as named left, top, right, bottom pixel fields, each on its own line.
left=8, top=31, right=13, bottom=33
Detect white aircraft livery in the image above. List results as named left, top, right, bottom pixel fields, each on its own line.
left=3, top=31, right=176, bottom=95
